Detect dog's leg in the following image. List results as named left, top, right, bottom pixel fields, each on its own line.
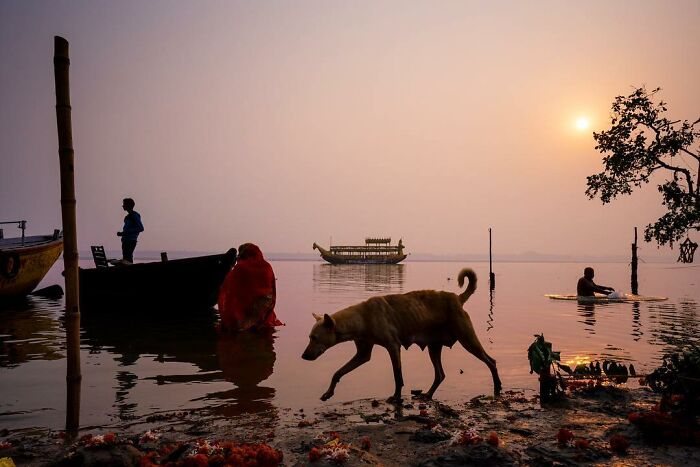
left=458, top=337, right=502, bottom=396
left=320, top=341, right=374, bottom=401
left=386, top=344, right=404, bottom=403
left=424, top=344, right=445, bottom=399
left=453, top=312, right=503, bottom=396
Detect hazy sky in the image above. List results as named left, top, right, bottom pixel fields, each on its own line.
left=1, top=1, right=699, bottom=257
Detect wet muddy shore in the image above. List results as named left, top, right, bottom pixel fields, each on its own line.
left=2, top=386, right=699, bottom=466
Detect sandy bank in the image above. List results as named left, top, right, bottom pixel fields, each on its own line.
left=1, top=387, right=698, bottom=466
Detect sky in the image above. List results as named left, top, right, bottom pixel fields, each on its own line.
left=1, top=0, right=699, bottom=259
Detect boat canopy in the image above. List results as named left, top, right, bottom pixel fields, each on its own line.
left=365, top=237, right=391, bottom=244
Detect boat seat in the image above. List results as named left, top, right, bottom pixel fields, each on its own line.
left=90, top=245, right=110, bottom=268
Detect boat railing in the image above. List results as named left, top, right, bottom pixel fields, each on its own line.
left=330, top=246, right=404, bottom=256
left=0, top=220, right=27, bottom=245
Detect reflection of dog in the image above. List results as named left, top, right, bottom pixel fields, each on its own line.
left=302, top=269, right=501, bottom=402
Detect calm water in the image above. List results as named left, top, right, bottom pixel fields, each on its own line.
left=1, top=260, right=698, bottom=431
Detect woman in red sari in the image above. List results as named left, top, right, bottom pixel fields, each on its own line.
left=218, top=243, right=283, bottom=331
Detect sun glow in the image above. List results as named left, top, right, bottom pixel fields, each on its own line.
left=575, top=117, right=590, bottom=131
left=565, top=355, right=592, bottom=368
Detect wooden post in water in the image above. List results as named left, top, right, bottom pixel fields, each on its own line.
left=489, top=228, right=495, bottom=290
left=54, top=36, right=81, bottom=433
left=631, top=227, right=639, bottom=295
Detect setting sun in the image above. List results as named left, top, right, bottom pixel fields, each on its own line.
left=576, top=116, right=590, bottom=131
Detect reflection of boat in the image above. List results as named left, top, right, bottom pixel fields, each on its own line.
left=81, top=311, right=219, bottom=368
left=314, top=263, right=405, bottom=295
left=313, top=237, right=407, bottom=264
left=0, top=221, right=63, bottom=301
left=81, top=313, right=278, bottom=419
left=78, top=249, right=237, bottom=311
left=0, top=297, right=64, bottom=367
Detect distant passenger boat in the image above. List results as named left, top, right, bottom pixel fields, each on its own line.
left=313, top=237, right=407, bottom=265
left=0, top=221, right=63, bottom=301
left=78, top=248, right=237, bottom=311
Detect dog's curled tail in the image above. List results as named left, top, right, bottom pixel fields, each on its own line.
left=457, top=268, right=477, bottom=304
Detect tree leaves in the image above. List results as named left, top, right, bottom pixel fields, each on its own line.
left=587, top=86, right=699, bottom=246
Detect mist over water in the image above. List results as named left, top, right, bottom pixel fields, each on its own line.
left=1, top=260, right=697, bottom=431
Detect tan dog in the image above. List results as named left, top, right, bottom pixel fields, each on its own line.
left=302, top=268, right=501, bottom=402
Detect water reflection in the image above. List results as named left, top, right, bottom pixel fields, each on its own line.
left=313, top=264, right=405, bottom=296
left=81, top=311, right=219, bottom=369
left=0, top=297, right=64, bottom=367
left=576, top=302, right=597, bottom=334
left=3, top=261, right=699, bottom=431
left=631, top=302, right=643, bottom=342
left=203, top=331, right=277, bottom=417
left=81, top=312, right=277, bottom=420
left=486, top=289, right=495, bottom=344
left=647, top=299, right=700, bottom=356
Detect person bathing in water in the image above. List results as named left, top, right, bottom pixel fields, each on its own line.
left=577, top=267, right=615, bottom=297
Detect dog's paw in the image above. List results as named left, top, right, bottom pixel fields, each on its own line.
left=386, top=395, right=403, bottom=404
left=320, top=391, right=334, bottom=401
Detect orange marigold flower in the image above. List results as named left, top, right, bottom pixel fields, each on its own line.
left=182, top=453, right=208, bottom=467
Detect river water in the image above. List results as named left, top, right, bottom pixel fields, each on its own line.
left=1, top=260, right=698, bottom=431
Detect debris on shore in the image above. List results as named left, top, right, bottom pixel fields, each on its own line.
left=1, top=387, right=698, bottom=466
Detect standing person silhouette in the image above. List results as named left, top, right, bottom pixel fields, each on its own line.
left=116, top=198, right=144, bottom=263
left=577, top=267, right=614, bottom=297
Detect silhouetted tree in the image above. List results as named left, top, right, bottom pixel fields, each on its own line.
left=587, top=87, right=699, bottom=246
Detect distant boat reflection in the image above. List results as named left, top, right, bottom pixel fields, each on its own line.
left=313, top=264, right=405, bottom=296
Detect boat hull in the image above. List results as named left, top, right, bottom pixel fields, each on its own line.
left=0, top=236, right=63, bottom=299
left=318, top=253, right=407, bottom=265
left=79, top=249, right=236, bottom=312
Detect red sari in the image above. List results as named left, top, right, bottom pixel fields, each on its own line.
left=218, top=243, right=283, bottom=331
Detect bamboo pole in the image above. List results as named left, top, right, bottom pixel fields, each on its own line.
left=54, top=36, right=81, bottom=434
left=489, top=228, right=495, bottom=290
left=631, top=227, right=639, bottom=295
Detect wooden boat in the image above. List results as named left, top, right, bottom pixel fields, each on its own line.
left=313, top=237, right=407, bottom=264
left=78, top=248, right=237, bottom=311
left=0, top=222, right=63, bottom=301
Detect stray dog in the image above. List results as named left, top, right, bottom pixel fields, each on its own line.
left=301, top=268, right=501, bottom=402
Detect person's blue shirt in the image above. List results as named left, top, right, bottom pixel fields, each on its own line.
left=122, top=211, right=144, bottom=241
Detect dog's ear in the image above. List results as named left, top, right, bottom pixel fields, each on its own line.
left=323, top=313, right=335, bottom=330
left=312, top=313, right=322, bottom=321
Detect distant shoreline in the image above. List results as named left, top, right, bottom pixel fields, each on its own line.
left=78, top=250, right=680, bottom=264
